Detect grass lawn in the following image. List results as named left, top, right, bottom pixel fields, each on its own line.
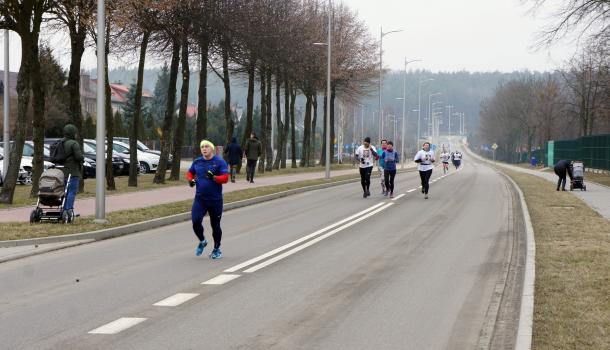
left=504, top=169, right=610, bottom=349
left=0, top=163, right=356, bottom=209
left=0, top=173, right=360, bottom=241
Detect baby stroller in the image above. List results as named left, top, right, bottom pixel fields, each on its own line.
left=30, top=168, right=75, bottom=223
left=570, top=161, right=586, bottom=191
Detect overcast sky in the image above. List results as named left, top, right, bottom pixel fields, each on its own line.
left=0, top=0, right=578, bottom=73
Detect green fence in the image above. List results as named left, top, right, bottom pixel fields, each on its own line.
left=547, top=134, right=610, bottom=170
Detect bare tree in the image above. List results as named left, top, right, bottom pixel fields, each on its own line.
left=0, top=0, right=53, bottom=203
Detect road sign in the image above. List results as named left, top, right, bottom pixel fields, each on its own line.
left=491, top=143, right=498, bottom=150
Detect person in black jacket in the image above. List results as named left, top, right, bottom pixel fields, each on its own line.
left=554, top=159, right=573, bottom=191
left=223, top=137, right=243, bottom=183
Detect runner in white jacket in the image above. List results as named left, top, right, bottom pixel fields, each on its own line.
left=413, top=142, right=435, bottom=199
left=355, top=137, right=378, bottom=198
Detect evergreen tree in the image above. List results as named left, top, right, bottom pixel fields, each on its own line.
left=83, top=115, right=96, bottom=139
left=151, top=62, right=170, bottom=125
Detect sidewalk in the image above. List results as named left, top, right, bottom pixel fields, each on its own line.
left=466, top=148, right=610, bottom=222
left=0, top=166, right=415, bottom=223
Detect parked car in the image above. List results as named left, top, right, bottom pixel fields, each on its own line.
left=80, top=140, right=127, bottom=176
left=0, top=145, right=49, bottom=185
left=110, top=140, right=160, bottom=174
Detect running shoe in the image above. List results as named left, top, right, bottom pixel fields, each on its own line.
left=390, top=191, right=394, bottom=198
left=210, top=248, right=222, bottom=259
left=425, top=194, right=429, bottom=199
left=196, top=240, right=208, bottom=256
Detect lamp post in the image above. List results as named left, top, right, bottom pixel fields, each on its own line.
left=379, top=27, right=402, bottom=142
left=417, top=78, right=433, bottom=150
left=3, top=30, right=9, bottom=179
left=313, top=0, right=332, bottom=179
left=94, top=0, right=107, bottom=223
left=446, top=105, right=453, bottom=136
left=428, top=92, right=442, bottom=144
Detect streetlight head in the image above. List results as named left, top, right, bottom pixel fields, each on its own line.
left=313, top=42, right=328, bottom=46
left=395, top=97, right=404, bottom=100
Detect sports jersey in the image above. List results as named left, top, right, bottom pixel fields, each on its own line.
left=414, top=150, right=435, bottom=171
left=188, top=155, right=229, bottom=201
left=355, top=145, right=378, bottom=168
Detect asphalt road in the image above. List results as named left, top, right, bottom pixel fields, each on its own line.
left=0, top=156, right=517, bottom=350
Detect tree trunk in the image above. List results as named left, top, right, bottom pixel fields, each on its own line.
left=273, top=77, right=284, bottom=170
left=258, top=67, right=267, bottom=173
left=0, top=37, right=32, bottom=204
left=281, top=79, right=290, bottom=169
left=240, top=55, right=256, bottom=174
left=104, top=25, right=116, bottom=191
left=195, top=38, right=209, bottom=158
left=320, top=92, right=327, bottom=165
left=300, top=93, right=312, bottom=167
left=30, top=34, right=45, bottom=198
left=153, top=37, right=180, bottom=184
left=290, top=86, right=297, bottom=168
left=67, top=25, right=87, bottom=192
left=170, top=35, right=190, bottom=181
left=222, top=47, right=233, bottom=144
left=330, top=84, right=336, bottom=164
left=311, top=95, right=318, bottom=166
left=128, top=31, right=150, bottom=187
left=265, top=70, right=273, bottom=171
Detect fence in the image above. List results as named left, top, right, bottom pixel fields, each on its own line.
left=547, top=134, right=610, bottom=171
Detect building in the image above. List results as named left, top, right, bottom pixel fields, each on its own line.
left=79, top=72, right=154, bottom=118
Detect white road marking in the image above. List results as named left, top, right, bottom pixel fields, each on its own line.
left=407, top=189, right=416, bottom=193
left=88, top=317, right=147, bottom=335
left=153, top=293, right=199, bottom=307
left=244, top=203, right=394, bottom=273
left=392, top=194, right=405, bottom=201
left=202, top=274, right=241, bottom=285
left=224, top=202, right=386, bottom=273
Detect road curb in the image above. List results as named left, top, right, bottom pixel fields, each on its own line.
left=465, top=146, right=535, bottom=350
left=0, top=175, right=367, bottom=250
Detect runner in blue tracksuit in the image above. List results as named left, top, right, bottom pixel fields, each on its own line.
left=187, top=140, right=229, bottom=259
left=381, top=141, right=399, bottom=197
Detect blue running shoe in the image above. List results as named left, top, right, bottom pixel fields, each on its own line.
left=195, top=240, right=208, bottom=256
left=210, top=248, right=222, bottom=260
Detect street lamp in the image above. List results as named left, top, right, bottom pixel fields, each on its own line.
left=313, top=0, right=332, bottom=179
left=417, top=78, right=433, bottom=150
left=379, top=27, right=402, bottom=142
left=95, top=0, right=107, bottom=223
left=3, top=30, right=9, bottom=179
left=428, top=92, right=442, bottom=144
left=446, top=105, right=453, bottom=136
left=395, top=58, right=420, bottom=168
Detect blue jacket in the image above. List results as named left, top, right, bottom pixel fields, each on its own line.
left=381, top=150, right=399, bottom=171
left=189, top=155, right=229, bottom=201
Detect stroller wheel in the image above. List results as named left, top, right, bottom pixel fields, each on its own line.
left=61, top=210, right=70, bottom=224
left=68, top=209, right=75, bottom=223
left=30, top=210, right=37, bottom=224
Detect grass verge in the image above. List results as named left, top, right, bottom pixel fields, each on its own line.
left=503, top=169, right=610, bottom=349
left=0, top=164, right=356, bottom=209
left=0, top=173, right=360, bottom=241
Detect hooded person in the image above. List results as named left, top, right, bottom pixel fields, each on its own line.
left=243, top=132, right=262, bottom=183
left=554, top=159, right=573, bottom=191
left=223, top=136, right=243, bottom=183
left=187, top=139, right=229, bottom=259
left=60, top=124, right=84, bottom=213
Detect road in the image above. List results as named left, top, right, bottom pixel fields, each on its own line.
left=0, top=155, right=519, bottom=349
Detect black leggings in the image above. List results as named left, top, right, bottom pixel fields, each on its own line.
left=246, top=159, right=257, bottom=181
left=359, top=166, right=373, bottom=192
left=384, top=170, right=396, bottom=193
left=419, top=169, right=432, bottom=194
left=554, top=168, right=567, bottom=190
